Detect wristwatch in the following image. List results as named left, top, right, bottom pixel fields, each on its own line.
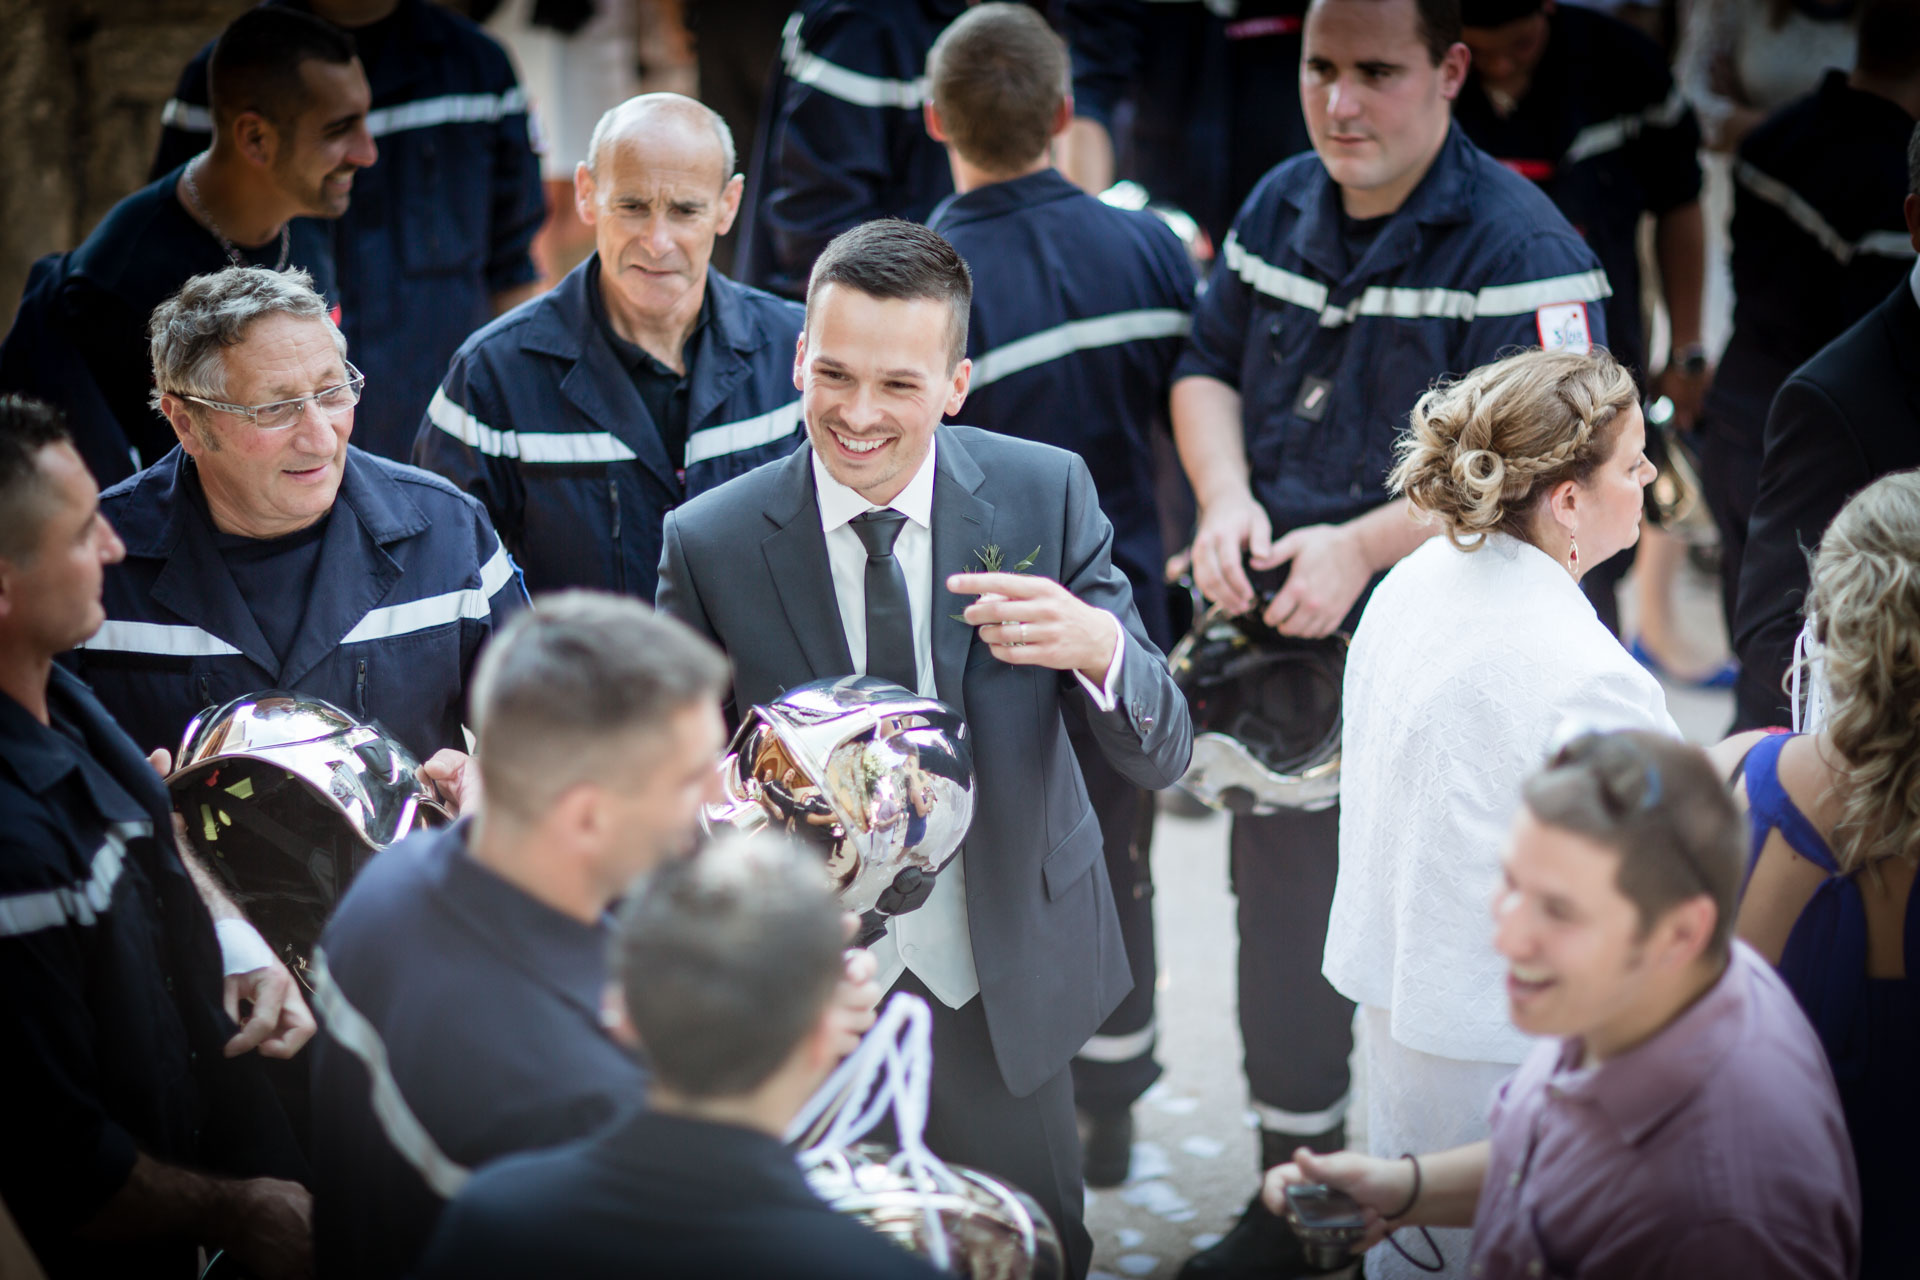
left=1674, top=343, right=1709, bottom=376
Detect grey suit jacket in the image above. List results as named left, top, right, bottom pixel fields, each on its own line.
left=657, top=424, right=1192, bottom=1097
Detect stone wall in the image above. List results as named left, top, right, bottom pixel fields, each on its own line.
left=0, top=0, right=265, bottom=333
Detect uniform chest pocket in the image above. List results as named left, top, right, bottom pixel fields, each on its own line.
left=352, top=626, right=467, bottom=754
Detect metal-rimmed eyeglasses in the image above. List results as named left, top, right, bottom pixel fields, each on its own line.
left=174, top=362, right=364, bottom=431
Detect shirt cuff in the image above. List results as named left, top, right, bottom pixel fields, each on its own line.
left=215, top=918, right=276, bottom=976
left=1073, top=614, right=1126, bottom=713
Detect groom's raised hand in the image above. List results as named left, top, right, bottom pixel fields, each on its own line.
left=949, top=571, right=1120, bottom=687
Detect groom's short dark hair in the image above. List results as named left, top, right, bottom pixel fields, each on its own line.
left=805, top=219, right=973, bottom=368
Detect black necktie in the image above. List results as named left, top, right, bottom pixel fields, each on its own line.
left=849, top=508, right=917, bottom=691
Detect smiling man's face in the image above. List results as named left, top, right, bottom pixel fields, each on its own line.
left=795, top=284, right=970, bottom=505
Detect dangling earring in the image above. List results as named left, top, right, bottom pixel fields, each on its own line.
left=1567, top=533, right=1580, bottom=576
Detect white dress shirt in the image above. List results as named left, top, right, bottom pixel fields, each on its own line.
left=812, top=442, right=1125, bottom=1008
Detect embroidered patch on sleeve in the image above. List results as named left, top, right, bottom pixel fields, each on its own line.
left=1535, top=301, right=1592, bottom=354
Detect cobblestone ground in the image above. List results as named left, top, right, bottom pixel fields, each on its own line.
left=1085, top=560, right=1733, bottom=1279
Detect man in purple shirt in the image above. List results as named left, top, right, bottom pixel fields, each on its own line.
left=1266, top=730, right=1859, bottom=1280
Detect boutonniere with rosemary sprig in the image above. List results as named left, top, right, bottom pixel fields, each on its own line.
left=950, top=543, right=1042, bottom=620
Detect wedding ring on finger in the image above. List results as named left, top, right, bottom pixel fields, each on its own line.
left=1013, top=621, right=1029, bottom=647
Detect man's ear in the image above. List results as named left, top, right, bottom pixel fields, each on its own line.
left=793, top=329, right=809, bottom=393
left=1438, top=41, right=1472, bottom=101
left=1651, top=896, right=1718, bottom=971
left=1905, top=193, right=1920, bottom=253
left=715, top=172, right=745, bottom=238
left=232, top=112, right=278, bottom=170
left=159, top=395, right=206, bottom=458
left=944, top=356, right=972, bottom=418
left=574, top=161, right=599, bottom=227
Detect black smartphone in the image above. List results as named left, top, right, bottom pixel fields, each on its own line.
left=1284, top=1183, right=1367, bottom=1231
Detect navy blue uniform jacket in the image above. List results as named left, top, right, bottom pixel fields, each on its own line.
left=413, top=255, right=806, bottom=599
left=1176, top=123, right=1611, bottom=542
left=738, top=0, right=963, bottom=298
left=151, top=0, right=546, bottom=460
left=309, top=822, right=644, bottom=1280
left=1706, top=70, right=1915, bottom=445
left=1453, top=4, right=1700, bottom=381
left=0, top=669, right=301, bottom=1278
left=930, top=168, right=1195, bottom=650
left=415, top=1110, right=944, bottom=1280
left=67, top=447, right=523, bottom=762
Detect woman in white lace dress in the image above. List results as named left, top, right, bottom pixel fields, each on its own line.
left=1321, top=349, right=1679, bottom=1279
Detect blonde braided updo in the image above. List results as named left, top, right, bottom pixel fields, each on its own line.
left=1389, top=348, right=1639, bottom=551
left=1807, top=471, right=1920, bottom=874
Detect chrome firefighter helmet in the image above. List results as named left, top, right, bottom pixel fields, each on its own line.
left=805, top=1145, right=1064, bottom=1280
left=702, top=676, right=975, bottom=918
left=166, top=692, right=453, bottom=976
left=1170, top=605, right=1345, bottom=814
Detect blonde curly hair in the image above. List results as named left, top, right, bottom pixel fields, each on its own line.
left=1808, top=471, right=1920, bottom=874
left=1388, top=348, right=1640, bottom=551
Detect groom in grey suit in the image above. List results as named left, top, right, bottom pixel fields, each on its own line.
left=657, top=220, right=1190, bottom=1277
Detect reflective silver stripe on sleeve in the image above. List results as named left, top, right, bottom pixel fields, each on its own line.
left=365, top=87, right=527, bottom=138
left=0, top=822, right=147, bottom=938
left=970, top=310, right=1193, bottom=389
left=162, top=88, right=525, bottom=141
left=75, top=621, right=243, bottom=657
left=780, top=12, right=927, bottom=110
left=427, top=389, right=639, bottom=464
left=1563, top=85, right=1691, bottom=166
left=161, top=99, right=212, bottom=133
left=1736, top=160, right=1919, bottom=267
left=340, top=540, right=514, bottom=644
left=1225, top=235, right=1611, bottom=326
left=309, top=948, right=471, bottom=1200
left=683, top=400, right=805, bottom=467
left=1074, top=1019, right=1157, bottom=1064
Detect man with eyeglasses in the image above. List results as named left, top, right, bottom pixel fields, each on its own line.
left=1262, top=731, right=1860, bottom=1280
left=64, top=265, right=524, bottom=811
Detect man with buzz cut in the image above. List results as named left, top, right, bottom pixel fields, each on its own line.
left=657, top=218, right=1193, bottom=1280
left=415, top=93, right=806, bottom=602
left=1171, top=0, right=1610, bottom=1273
left=922, top=1, right=1196, bottom=1188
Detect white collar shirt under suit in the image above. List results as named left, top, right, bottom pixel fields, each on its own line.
left=813, top=441, right=1124, bottom=1008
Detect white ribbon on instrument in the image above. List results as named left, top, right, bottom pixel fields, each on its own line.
left=788, top=991, right=952, bottom=1271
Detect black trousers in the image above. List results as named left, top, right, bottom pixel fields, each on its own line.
left=1229, top=806, right=1354, bottom=1138
left=893, top=969, right=1093, bottom=1280
left=1068, top=726, right=1163, bottom=1115
left=1697, top=423, right=1779, bottom=728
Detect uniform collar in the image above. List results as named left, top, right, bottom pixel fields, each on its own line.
left=524, top=256, right=773, bottom=363
left=930, top=167, right=1083, bottom=229
left=811, top=437, right=938, bottom=533
left=1545, top=943, right=1754, bottom=1146
left=1285, top=122, right=1478, bottom=283
left=0, top=666, right=167, bottom=823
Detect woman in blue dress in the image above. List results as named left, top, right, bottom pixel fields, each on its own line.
left=1718, top=470, right=1920, bottom=1280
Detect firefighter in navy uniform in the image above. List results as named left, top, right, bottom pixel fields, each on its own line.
left=151, top=0, right=547, bottom=462
left=65, top=268, right=523, bottom=780
left=414, top=95, right=805, bottom=602
left=1454, top=0, right=1706, bottom=634
left=1170, top=0, right=1609, bottom=1274
left=1710, top=0, right=1920, bottom=727
left=922, top=3, right=1197, bottom=1188
left=1063, top=0, right=1312, bottom=248
left=738, top=0, right=966, bottom=299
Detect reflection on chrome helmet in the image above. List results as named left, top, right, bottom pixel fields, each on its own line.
left=1170, top=606, right=1344, bottom=814
left=703, top=676, right=974, bottom=917
left=806, top=1145, right=1064, bottom=1280
left=167, top=692, right=452, bottom=978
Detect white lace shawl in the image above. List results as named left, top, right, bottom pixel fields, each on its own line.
left=1322, top=534, right=1679, bottom=1063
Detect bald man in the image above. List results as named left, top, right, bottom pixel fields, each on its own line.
left=414, top=93, right=806, bottom=601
